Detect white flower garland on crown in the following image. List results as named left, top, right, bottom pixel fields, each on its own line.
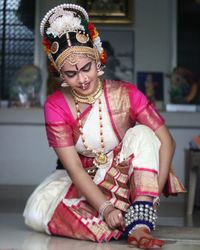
left=40, top=4, right=107, bottom=65
left=46, top=12, right=84, bottom=38
left=40, top=4, right=89, bottom=37
left=93, top=36, right=103, bottom=55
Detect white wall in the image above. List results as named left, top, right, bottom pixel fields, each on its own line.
left=134, top=0, right=175, bottom=104
left=135, top=0, right=173, bottom=71
left=0, top=109, right=56, bottom=185
left=0, top=124, right=56, bottom=185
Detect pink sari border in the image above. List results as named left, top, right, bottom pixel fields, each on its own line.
left=133, top=167, right=158, bottom=174
left=135, top=191, right=159, bottom=197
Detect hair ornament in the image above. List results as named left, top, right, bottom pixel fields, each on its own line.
left=76, top=32, right=89, bottom=44
left=87, top=23, right=99, bottom=40
left=51, top=41, right=59, bottom=54
left=100, top=51, right=107, bottom=65
left=66, top=32, right=72, bottom=47
left=46, top=12, right=84, bottom=38
left=40, top=4, right=107, bottom=71
left=40, top=3, right=89, bottom=36
left=42, top=38, right=51, bottom=54
left=87, top=22, right=107, bottom=65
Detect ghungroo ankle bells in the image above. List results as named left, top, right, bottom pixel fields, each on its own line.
left=124, top=201, right=157, bottom=237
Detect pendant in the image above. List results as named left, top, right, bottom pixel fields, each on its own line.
left=87, top=96, right=95, bottom=104
left=94, top=152, right=108, bottom=166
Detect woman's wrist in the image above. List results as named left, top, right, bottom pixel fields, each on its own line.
left=98, top=200, right=114, bottom=218
left=103, top=205, right=115, bottom=219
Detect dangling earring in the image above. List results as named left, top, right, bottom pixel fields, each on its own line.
left=60, top=73, right=69, bottom=87
left=61, top=82, right=69, bottom=87
left=97, top=62, right=104, bottom=76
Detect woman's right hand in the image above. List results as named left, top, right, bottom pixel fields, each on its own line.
left=104, top=207, right=125, bottom=230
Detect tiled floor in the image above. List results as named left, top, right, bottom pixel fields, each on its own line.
left=0, top=199, right=200, bottom=250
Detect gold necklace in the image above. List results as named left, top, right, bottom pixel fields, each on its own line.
left=71, top=78, right=103, bottom=104
left=74, top=97, right=108, bottom=167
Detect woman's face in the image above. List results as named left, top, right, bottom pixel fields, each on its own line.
left=60, top=56, right=98, bottom=96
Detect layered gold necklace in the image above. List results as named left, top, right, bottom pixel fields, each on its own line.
left=73, top=80, right=108, bottom=166
left=71, top=78, right=103, bottom=104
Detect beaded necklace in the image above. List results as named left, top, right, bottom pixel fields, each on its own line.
left=74, top=95, right=108, bottom=167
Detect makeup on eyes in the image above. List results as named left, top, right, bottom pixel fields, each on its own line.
left=64, top=62, right=92, bottom=78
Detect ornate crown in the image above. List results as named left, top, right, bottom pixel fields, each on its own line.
left=40, top=4, right=107, bottom=71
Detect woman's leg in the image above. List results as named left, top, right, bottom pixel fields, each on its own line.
left=125, top=197, right=164, bottom=249
left=120, top=125, right=164, bottom=249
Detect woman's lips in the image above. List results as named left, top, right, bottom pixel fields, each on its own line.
left=79, top=82, right=90, bottom=90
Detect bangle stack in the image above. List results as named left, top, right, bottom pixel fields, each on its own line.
left=98, top=200, right=114, bottom=218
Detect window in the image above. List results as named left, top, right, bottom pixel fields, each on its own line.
left=0, top=0, right=35, bottom=100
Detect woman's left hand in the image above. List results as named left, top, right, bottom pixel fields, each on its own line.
left=104, top=208, right=125, bottom=230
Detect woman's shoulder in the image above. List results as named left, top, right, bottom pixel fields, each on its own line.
left=45, top=90, right=72, bottom=113
left=104, top=79, right=137, bottom=93
left=44, top=90, right=70, bottom=115
left=45, top=90, right=64, bottom=105
left=44, top=90, right=74, bottom=123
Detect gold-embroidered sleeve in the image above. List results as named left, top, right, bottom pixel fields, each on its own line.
left=129, top=84, right=165, bottom=131
left=136, top=103, right=165, bottom=131
left=44, top=99, right=74, bottom=148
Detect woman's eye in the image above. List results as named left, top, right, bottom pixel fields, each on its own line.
left=65, top=72, right=77, bottom=78
left=82, top=62, right=91, bottom=72
left=63, top=62, right=92, bottom=77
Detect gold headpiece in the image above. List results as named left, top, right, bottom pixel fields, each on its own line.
left=40, top=4, right=107, bottom=71
left=56, top=46, right=99, bottom=71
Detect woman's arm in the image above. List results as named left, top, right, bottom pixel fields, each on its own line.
left=54, top=146, right=124, bottom=228
left=154, top=125, right=176, bottom=194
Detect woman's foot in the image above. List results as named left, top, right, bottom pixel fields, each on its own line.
left=128, top=227, right=165, bottom=249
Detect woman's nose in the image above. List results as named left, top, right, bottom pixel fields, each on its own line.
left=78, top=71, right=87, bottom=83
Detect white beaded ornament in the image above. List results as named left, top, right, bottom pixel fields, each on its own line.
left=40, top=4, right=89, bottom=37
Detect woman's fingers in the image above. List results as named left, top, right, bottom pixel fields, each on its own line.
left=106, top=210, right=124, bottom=229
left=118, top=212, right=125, bottom=229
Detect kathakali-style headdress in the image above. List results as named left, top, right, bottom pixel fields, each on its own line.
left=40, top=4, right=107, bottom=72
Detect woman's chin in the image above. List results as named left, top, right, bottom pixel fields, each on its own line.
left=76, top=83, right=96, bottom=96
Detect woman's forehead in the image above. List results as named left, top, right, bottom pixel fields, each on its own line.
left=62, top=56, right=93, bottom=71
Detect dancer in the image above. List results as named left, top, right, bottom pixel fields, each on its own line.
left=24, top=4, right=185, bottom=249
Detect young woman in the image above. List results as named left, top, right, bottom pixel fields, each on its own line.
left=24, top=4, right=185, bottom=249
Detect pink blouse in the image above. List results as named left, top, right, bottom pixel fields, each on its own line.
left=44, top=80, right=165, bottom=148
left=44, top=91, right=75, bottom=148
